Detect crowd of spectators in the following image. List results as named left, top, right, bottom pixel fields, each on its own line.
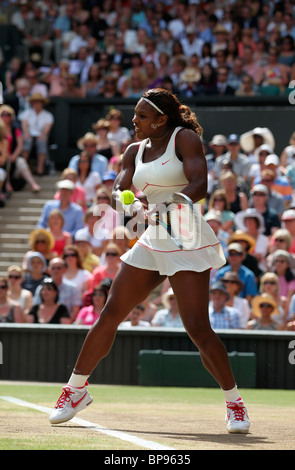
left=0, top=0, right=294, bottom=100
left=0, top=1, right=295, bottom=332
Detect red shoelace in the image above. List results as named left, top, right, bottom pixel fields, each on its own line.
left=55, top=387, right=75, bottom=409
left=227, top=402, right=246, bottom=421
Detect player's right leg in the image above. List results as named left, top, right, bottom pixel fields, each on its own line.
left=49, top=262, right=165, bottom=424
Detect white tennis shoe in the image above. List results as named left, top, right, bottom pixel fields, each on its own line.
left=225, top=399, right=250, bottom=433
left=49, top=384, right=93, bottom=424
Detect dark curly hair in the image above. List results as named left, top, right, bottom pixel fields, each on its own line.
left=141, top=88, right=203, bottom=136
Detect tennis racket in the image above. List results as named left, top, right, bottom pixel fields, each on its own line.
left=154, top=192, right=201, bottom=250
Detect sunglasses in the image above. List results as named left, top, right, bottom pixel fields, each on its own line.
left=259, top=303, right=273, bottom=308
left=8, top=274, right=21, bottom=279
left=0, top=285, right=8, bottom=289
left=274, top=239, right=286, bottom=242
left=263, top=281, right=277, bottom=285
left=64, top=253, right=78, bottom=258
left=35, top=239, right=46, bottom=243
left=223, top=280, right=238, bottom=284
left=50, top=266, right=64, bottom=270
left=228, top=252, right=242, bottom=257
left=106, top=252, right=118, bottom=257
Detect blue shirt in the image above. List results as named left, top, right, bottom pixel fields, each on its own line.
left=68, top=153, right=108, bottom=179
left=37, top=200, right=84, bottom=237
left=209, top=304, right=241, bottom=329
left=215, top=265, right=258, bottom=298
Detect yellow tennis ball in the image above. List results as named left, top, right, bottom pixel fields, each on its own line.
left=120, top=190, right=135, bottom=205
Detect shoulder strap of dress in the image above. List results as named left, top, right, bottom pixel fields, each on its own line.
left=165, top=126, right=183, bottom=154
left=135, top=138, right=148, bottom=165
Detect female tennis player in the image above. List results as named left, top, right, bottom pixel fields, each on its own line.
left=49, top=89, right=250, bottom=433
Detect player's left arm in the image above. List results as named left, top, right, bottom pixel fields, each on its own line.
left=175, top=128, right=208, bottom=203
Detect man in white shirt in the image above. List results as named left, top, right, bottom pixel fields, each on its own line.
left=20, top=93, right=54, bottom=175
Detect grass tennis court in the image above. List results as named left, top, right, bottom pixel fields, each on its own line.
left=0, top=381, right=294, bottom=450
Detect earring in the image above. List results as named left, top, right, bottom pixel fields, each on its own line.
left=151, top=123, right=158, bottom=129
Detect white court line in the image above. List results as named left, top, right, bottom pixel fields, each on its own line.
left=0, top=396, right=174, bottom=451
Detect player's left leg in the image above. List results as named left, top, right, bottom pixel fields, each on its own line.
left=169, top=269, right=250, bottom=433
left=49, top=262, right=166, bottom=424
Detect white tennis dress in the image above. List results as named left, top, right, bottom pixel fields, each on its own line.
left=121, top=127, right=226, bottom=276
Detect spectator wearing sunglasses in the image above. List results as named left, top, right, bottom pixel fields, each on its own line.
left=259, top=272, right=288, bottom=327
left=0, top=277, right=24, bottom=323
left=7, top=265, right=32, bottom=317
left=90, top=243, right=122, bottom=290
left=247, top=293, right=282, bottom=331
left=62, top=245, right=93, bottom=306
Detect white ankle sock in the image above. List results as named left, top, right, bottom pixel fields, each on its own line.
left=223, top=385, right=241, bottom=403
left=67, top=373, right=89, bottom=388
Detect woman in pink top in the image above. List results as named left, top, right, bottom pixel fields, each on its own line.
left=90, top=243, right=122, bottom=289
left=75, top=285, right=108, bottom=325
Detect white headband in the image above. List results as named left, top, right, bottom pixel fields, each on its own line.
left=141, top=97, right=164, bottom=115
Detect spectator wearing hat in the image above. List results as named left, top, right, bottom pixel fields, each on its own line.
left=209, top=281, right=242, bottom=329
left=205, top=134, right=227, bottom=176
left=227, top=230, right=262, bottom=281
left=37, top=179, right=84, bottom=238
left=248, top=144, right=273, bottom=187
left=249, top=184, right=281, bottom=236
left=259, top=154, right=293, bottom=206
left=240, top=127, right=275, bottom=160
left=68, top=132, right=108, bottom=180
left=247, top=293, right=282, bottom=330
left=220, top=271, right=251, bottom=328
left=215, top=242, right=258, bottom=303
left=54, top=167, right=87, bottom=211
left=151, top=288, right=183, bottom=328
left=74, top=230, right=100, bottom=273
left=204, top=209, right=229, bottom=257
left=234, top=208, right=269, bottom=271
left=257, top=169, right=285, bottom=216
left=22, top=251, right=49, bottom=295
left=282, top=209, right=295, bottom=254
left=20, top=93, right=54, bottom=175
left=213, top=134, right=251, bottom=183
left=102, top=170, right=117, bottom=193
